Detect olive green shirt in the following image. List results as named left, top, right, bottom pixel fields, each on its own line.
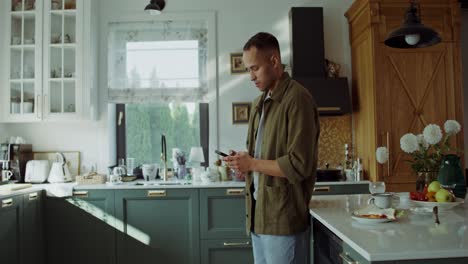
left=245, top=72, right=320, bottom=235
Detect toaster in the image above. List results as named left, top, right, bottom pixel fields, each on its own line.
left=25, top=160, right=50, bottom=183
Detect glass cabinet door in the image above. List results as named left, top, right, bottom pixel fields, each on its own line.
left=45, top=0, right=78, bottom=115
left=8, top=0, right=41, bottom=118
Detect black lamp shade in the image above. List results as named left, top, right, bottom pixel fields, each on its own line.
left=384, top=1, right=441, bottom=49
left=144, top=0, right=166, bottom=14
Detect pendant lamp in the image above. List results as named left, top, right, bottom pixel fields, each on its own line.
left=384, top=0, right=441, bottom=48
left=144, top=0, right=166, bottom=15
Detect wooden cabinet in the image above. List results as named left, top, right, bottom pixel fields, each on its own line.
left=115, top=189, right=200, bottom=264
left=345, top=0, right=464, bottom=192
left=45, top=189, right=116, bottom=264
left=0, top=0, right=98, bottom=122
left=201, top=239, right=254, bottom=264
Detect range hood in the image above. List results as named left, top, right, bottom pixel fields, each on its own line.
left=289, top=7, right=351, bottom=115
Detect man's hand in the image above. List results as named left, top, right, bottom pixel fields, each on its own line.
left=223, top=151, right=254, bottom=173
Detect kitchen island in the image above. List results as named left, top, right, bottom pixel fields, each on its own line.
left=309, top=194, right=468, bottom=263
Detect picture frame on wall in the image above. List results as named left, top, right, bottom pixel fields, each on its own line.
left=230, top=53, right=248, bottom=74
left=232, top=102, right=251, bottom=124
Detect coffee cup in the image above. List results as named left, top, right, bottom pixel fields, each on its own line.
left=2, top=170, right=13, bottom=182
left=368, top=192, right=393, bottom=209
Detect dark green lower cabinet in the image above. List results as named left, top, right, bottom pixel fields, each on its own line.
left=45, top=190, right=116, bottom=264
left=0, top=195, right=22, bottom=264
left=201, top=239, right=254, bottom=264
left=115, top=189, right=200, bottom=264
left=22, top=191, right=44, bottom=264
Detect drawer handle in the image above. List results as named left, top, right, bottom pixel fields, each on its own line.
left=226, top=188, right=244, bottom=195
left=29, top=192, right=38, bottom=200
left=148, top=190, right=166, bottom=197
left=313, top=187, right=330, bottom=192
left=73, top=191, right=89, bottom=198
left=339, top=252, right=359, bottom=264
left=2, top=198, right=13, bottom=208
left=223, top=241, right=251, bottom=247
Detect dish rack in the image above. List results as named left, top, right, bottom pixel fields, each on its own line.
left=75, top=172, right=106, bottom=185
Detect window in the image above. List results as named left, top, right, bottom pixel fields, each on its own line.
left=117, top=103, right=209, bottom=168
left=109, top=13, right=216, bottom=168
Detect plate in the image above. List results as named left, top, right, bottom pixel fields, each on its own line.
left=351, top=213, right=394, bottom=224
left=410, top=198, right=464, bottom=210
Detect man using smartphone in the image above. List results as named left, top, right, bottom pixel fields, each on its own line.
left=223, top=32, right=320, bottom=264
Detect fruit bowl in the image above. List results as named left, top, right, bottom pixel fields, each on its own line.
left=410, top=198, right=464, bottom=210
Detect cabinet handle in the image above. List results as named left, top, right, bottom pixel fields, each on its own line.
left=2, top=198, right=13, bottom=208
left=29, top=192, right=38, bottom=200
left=313, top=187, right=330, bottom=192
left=339, top=252, right=359, bottom=264
left=386, top=132, right=391, bottom=179
left=73, top=191, right=89, bottom=197
left=148, top=190, right=166, bottom=197
left=223, top=241, right=251, bottom=247
left=226, top=188, right=244, bottom=196
left=36, top=95, right=41, bottom=119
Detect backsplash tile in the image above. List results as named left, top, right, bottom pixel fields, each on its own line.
left=318, top=114, right=352, bottom=169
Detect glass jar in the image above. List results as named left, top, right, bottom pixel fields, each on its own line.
left=415, top=171, right=437, bottom=192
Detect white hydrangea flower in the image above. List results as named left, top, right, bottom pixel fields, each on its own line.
left=444, top=120, right=461, bottom=135
left=416, top=134, right=429, bottom=149
left=376, top=147, right=389, bottom=164
left=400, top=133, right=419, bottom=153
left=423, top=124, right=442, bottom=145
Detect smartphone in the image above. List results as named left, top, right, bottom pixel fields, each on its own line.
left=214, top=150, right=228, bottom=157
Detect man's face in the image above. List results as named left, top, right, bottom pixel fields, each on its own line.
left=242, top=47, right=277, bottom=92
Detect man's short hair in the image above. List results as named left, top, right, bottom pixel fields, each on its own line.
left=243, top=32, right=280, bottom=53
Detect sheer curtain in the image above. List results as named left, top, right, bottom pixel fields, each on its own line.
left=107, top=15, right=214, bottom=103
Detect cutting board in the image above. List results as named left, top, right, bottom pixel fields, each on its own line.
left=0, top=183, right=33, bottom=195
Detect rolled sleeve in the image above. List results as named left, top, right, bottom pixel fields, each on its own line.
left=277, top=92, right=319, bottom=185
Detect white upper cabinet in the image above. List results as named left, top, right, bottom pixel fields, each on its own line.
left=1, top=0, right=97, bottom=122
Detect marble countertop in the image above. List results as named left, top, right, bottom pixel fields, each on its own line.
left=309, top=194, right=468, bottom=262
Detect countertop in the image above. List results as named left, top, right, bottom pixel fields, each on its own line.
left=0, top=180, right=369, bottom=199
left=309, top=194, right=468, bottom=262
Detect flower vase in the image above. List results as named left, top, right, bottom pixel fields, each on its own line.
left=438, top=154, right=466, bottom=199
left=415, top=171, right=437, bottom=192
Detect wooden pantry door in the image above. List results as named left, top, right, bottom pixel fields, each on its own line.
left=379, top=43, right=462, bottom=192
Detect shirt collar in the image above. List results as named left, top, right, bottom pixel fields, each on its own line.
left=267, top=72, right=291, bottom=102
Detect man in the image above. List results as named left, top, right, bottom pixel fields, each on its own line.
left=223, top=32, right=320, bottom=264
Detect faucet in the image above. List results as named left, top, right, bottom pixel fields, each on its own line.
left=160, top=134, right=167, bottom=181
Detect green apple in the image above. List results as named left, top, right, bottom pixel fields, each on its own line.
left=435, top=188, right=452, bottom=202
left=428, top=181, right=442, bottom=193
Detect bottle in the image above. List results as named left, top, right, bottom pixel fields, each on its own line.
left=355, top=158, right=363, bottom=181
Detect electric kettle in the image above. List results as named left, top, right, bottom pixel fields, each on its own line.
left=48, top=152, right=72, bottom=183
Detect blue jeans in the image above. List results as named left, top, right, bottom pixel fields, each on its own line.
left=251, top=228, right=310, bottom=264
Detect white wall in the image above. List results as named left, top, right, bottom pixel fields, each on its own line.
left=4, top=0, right=355, bottom=173
left=462, top=9, right=468, bottom=167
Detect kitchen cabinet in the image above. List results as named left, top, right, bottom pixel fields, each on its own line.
left=201, top=239, right=254, bottom=264
left=0, top=195, right=23, bottom=264
left=0, top=190, right=45, bottom=264
left=0, top=0, right=98, bottom=122
left=45, top=189, right=116, bottom=264
left=345, top=0, right=464, bottom=192
left=22, top=191, right=44, bottom=264
left=115, top=189, right=200, bottom=264
left=200, top=188, right=253, bottom=264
